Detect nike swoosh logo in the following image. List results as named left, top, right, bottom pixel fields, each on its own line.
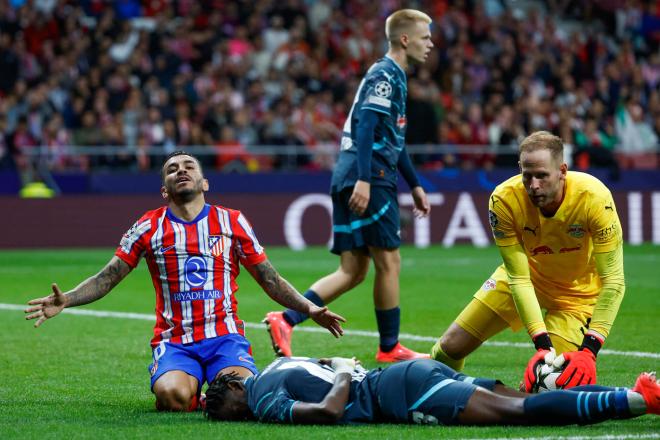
left=159, top=245, right=176, bottom=253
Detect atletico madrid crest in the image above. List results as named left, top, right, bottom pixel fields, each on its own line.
left=209, top=235, right=229, bottom=256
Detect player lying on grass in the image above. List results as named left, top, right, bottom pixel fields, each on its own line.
left=204, top=357, right=659, bottom=425
left=24, top=151, right=345, bottom=412
left=431, top=131, right=626, bottom=392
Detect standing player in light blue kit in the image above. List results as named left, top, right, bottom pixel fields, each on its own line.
left=265, top=9, right=433, bottom=363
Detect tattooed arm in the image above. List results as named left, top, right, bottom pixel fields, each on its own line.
left=246, top=259, right=314, bottom=312
left=246, top=259, right=345, bottom=338
left=25, top=256, right=132, bottom=327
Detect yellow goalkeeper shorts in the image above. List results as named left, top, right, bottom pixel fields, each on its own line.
left=456, top=265, right=595, bottom=354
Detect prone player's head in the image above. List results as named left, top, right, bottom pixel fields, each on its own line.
left=385, top=9, right=433, bottom=65
left=518, top=131, right=567, bottom=210
left=205, top=372, right=252, bottom=422
left=160, top=151, right=209, bottom=202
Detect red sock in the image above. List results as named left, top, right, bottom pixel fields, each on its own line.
left=186, top=394, right=199, bottom=412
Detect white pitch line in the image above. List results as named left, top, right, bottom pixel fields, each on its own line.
left=471, top=435, right=660, bottom=440
left=6, top=303, right=660, bottom=359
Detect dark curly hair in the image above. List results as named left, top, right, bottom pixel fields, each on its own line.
left=160, top=150, right=203, bottom=182
left=204, top=372, right=248, bottom=421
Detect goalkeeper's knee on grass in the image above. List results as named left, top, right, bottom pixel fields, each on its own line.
left=430, top=341, right=465, bottom=371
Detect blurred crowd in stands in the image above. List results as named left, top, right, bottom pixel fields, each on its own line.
left=1, top=0, right=660, bottom=183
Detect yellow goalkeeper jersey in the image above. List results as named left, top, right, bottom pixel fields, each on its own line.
left=488, top=171, right=622, bottom=301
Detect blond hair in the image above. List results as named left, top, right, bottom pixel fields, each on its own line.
left=518, top=131, right=564, bottom=163
left=385, top=9, right=432, bottom=46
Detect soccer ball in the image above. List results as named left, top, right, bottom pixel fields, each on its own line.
left=534, top=363, right=563, bottom=393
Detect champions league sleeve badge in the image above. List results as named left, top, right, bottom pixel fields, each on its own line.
left=374, top=80, right=393, bottom=98
left=488, top=210, right=498, bottom=229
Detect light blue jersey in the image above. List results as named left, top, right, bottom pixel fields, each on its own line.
left=331, top=56, right=408, bottom=191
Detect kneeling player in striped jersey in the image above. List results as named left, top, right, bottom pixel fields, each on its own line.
left=205, top=357, right=659, bottom=425
left=25, top=151, right=345, bottom=412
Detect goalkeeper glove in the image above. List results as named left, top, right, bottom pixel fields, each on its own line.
left=522, top=332, right=556, bottom=393
left=555, top=333, right=602, bottom=388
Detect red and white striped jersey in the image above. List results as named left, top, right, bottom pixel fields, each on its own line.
left=115, top=204, right=267, bottom=347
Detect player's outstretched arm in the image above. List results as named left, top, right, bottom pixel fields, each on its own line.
left=246, top=259, right=345, bottom=337
left=24, top=256, right=132, bottom=327
left=292, top=358, right=354, bottom=424
left=307, top=306, right=346, bottom=338
left=24, top=283, right=67, bottom=328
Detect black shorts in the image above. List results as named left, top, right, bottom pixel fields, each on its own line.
left=330, top=185, right=400, bottom=255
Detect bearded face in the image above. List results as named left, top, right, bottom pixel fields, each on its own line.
left=520, top=149, right=566, bottom=212
left=161, top=154, right=209, bottom=203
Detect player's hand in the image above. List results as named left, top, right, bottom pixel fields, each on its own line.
left=555, top=349, right=597, bottom=389
left=320, top=357, right=361, bottom=367
left=522, top=347, right=556, bottom=392
left=24, top=283, right=68, bottom=327
left=349, top=180, right=370, bottom=215
left=411, top=186, right=430, bottom=218
left=308, top=305, right=346, bottom=338
left=330, top=357, right=357, bottom=375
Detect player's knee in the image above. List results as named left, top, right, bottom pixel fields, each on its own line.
left=439, top=331, right=473, bottom=360
left=438, top=336, right=462, bottom=360
left=432, top=340, right=466, bottom=371
left=340, top=263, right=369, bottom=287
left=372, top=253, right=401, bottom=275
left=460, top=389, right=525, bottom=424
left=349, top=266, right=368, bottom=286
left=490, top=395, right=525, bottom=420
left=155, top=384, right=196, bottom=412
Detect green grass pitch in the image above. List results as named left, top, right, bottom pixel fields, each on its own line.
left=1, top=245, right=658, bottom=439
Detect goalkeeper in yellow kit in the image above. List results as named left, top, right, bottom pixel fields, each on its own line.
left=431, top=131, right=625, bottom=392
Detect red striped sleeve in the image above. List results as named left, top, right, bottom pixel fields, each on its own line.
left=115, top=213, right=153, bottom=268
left=231, top=210, right=267, bottom=267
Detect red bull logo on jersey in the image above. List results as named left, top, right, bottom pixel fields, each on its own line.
left=531, top=245, right=554, bottom=256
left=567, top=224, right=585, bottom=238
